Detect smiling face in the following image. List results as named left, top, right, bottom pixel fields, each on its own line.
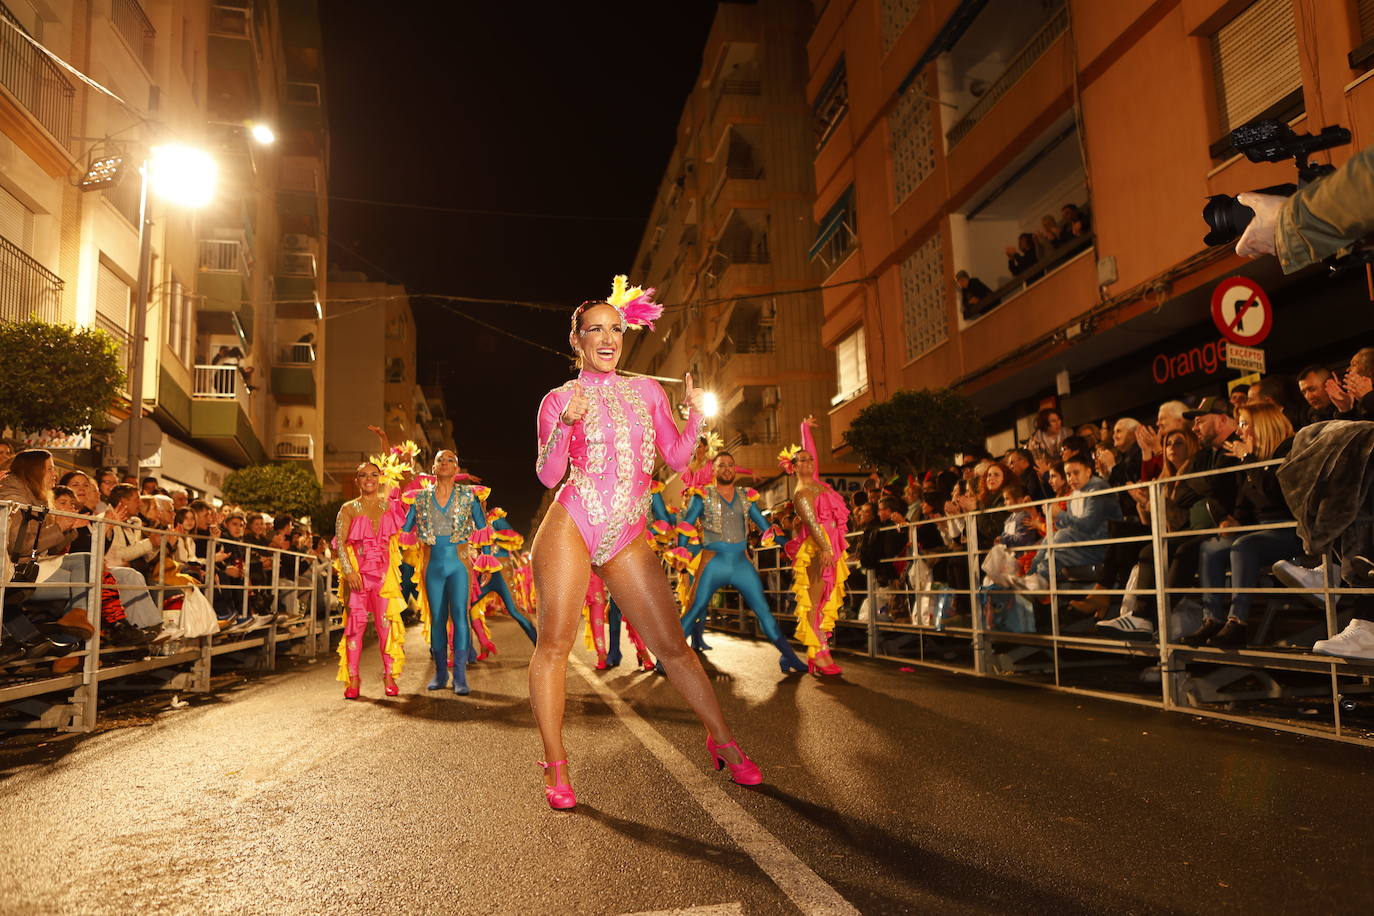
left=571, top=303, right=626, bottom=373
left=355, top=462, right=381, bottom=497
left=984, top=466, right=1004, bottom=491
left=793, top=450, right=814, bottom=478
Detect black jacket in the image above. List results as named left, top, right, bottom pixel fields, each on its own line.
left=1186, top=437, right=1243, bottom=523
left=1231, top=438, right=1295, bottom=525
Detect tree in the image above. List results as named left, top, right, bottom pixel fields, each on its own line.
left=222, top=463, right=322, bottom=519
left=315, top=495, right=349, bottom=538
left=0, top=319, right=124, bottom=435
left=842, top=388, right=984, bottom=477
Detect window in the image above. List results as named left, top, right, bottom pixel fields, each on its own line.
left=832, top=326, right=869, bottom=405
left=890, top=72, right=936, bottom=203
left=0, top=185, right=35, bottom=252
left=812, top=59, right=848, bottom=150
left=880, top=0, right=919, bottom=51
left=1350, top=0, right=1374, bottom=69
left=1209, top=0, right=1302, bottom=141
left=286, top=82, right=321, bottom=105
left=809, top=187, right=857, bottom=276
left=96, top=262, right=133, bottom=388
left=900, top=233, right=948, bottom=363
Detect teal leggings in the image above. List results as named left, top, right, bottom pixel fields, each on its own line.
left=426, top=536, right=470, bottom=664
left=680, top=541, right=783, bottom=642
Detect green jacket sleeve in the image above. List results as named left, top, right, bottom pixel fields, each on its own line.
left=1277, top=144, right=1374, bottom=273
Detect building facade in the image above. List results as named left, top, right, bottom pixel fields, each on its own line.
left=0, top=0, right=328, bottom=496
left=322, top=275, right=447, bottom=499
left=808, top=0, right=1374, bottom=455
left=622, top=0, right=857, bottom=506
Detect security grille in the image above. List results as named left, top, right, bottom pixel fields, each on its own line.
left=880, top=0, right=920, bottom=51
left=900, top=233, right=947, bottom=363
left=891, top=72, right=936, bottom=204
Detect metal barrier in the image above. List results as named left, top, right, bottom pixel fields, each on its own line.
left=697, top=461, right=1374, bottom=748
left=0, top=501, right=344, bottom=731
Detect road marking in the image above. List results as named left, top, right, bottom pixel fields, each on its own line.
left=570, top=655, right=859, bottom=916
left=620, top=904, right=745, bottom=916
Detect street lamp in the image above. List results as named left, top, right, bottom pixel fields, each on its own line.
left=702, top=392, right=719, bottom=418
left=249, top=123, right=275, bottom=145
left=79, top=142, right=218, bottom=474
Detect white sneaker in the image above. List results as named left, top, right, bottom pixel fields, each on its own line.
left=1271, top=560, right=1326, bottom=607
left=1096, top=613, right=1155, bottom=640
left=1312, top=619, right=1374, bottom=660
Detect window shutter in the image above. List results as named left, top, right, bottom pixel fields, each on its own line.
left=96, top=262, right=130, bottom=325
left=0, top=185, right=35, bottom=251
left=1211, top=0, right=1302, bottom=133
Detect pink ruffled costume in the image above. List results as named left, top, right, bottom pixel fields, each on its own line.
left=536, top=369, right=703, bottom=566
left=336, top=507, right=403, bottom=679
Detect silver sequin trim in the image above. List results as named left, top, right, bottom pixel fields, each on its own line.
left=536, top=424, right=563, bottom=477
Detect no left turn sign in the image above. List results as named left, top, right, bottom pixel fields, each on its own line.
left=1211, top=276, right=1273, bottom=347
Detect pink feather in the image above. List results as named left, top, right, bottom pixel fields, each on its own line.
left=619, top=288, right=662, bottom=330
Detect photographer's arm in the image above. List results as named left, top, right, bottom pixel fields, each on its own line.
left=1237, top=144, right=1374, bottom=271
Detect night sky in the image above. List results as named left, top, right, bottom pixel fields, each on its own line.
left=319, top=3, right=719, bottom=527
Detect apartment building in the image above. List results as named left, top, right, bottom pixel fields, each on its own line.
left=0, top=0, right=328, bottom=496
left=322, top=276, right=439, bottom=499
left=622, top=0, right=857, bottom=506
left=809, top=0, right=1374, bottom=454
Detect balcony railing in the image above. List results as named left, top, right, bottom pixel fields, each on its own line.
left=192, top=364, right=250, bottom=413
left=277, top=342, right=315, bottom=365
left=0, top=2, right=75, bottom=146
left=0, top=233, right=63, bottom=323
left=947, top=5, right=1069, bottom=149
left=111, top=0, right=155, bottom=70
left=721, top=79, right=761, bottom=95
left=198, top=238, right=250, bottom=275
left=95, top=314, right=131, bottom=392
left=275, top=434, right=314, bottom=460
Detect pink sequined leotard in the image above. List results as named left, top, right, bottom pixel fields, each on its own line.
left=536, top=369, right=703, bottom=566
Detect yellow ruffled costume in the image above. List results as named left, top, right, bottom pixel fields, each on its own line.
left=790, top=539, right=849, bottom=660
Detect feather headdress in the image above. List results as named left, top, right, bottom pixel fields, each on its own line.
left=370, top=450, right=410, bottom=491
left=777, top=443, right=802, bottom=475
left=703, top=430, right=725, bottom=458
left=603, top=274, right=662, bottom=330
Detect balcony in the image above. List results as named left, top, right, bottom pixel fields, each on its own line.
left=280, top=156, right=321, bottom=195
left=275, top=434, right=314, bottom=461
left=271, top=342, right=316, bottom=405
left=944, top=3, right=1069, bottom=150
left=0, top=2, right=75, bottom=146
left=0, top=234, right=63, bottom=323
left=197, top=237, right=253, bottom=343
left=274, top=249, right=318, bottom=306
left=190, top=364, right=265, bottom=465
left=111, top=0, right=155, bottom=71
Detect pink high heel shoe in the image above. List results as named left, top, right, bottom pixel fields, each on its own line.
left=382, top=675, right=399, bottom=697
left=538, top=760, right=577, bottom=810
left=343, top=677, right=361, bottom=700
left=706, top=736, right=762, bottom=786
left=807, top=656, right=843, bottom=677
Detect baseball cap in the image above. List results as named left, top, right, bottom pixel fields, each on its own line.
left=1183, top=396, right=1230, bottom=419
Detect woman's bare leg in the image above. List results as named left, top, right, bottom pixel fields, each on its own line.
left=529, top=504, right=592, bottom=784
left=600, top=538, right=740, bottom=759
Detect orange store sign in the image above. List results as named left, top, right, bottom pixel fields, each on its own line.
left=1152, top=337, right=1228, bottom=385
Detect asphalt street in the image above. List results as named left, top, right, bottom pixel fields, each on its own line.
left=2, top=617, right=1373, bottom=915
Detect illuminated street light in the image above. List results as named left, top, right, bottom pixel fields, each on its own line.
left=250, top=123, right=276, bottom=145
left=702, top=392, right=719, bottom=418
left=148, top=144, right=218, bottom=208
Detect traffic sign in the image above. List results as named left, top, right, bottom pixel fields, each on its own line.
left=1211, top=277, right=1273, bottom=346
left=1225, top=343, right=1266, bottom=374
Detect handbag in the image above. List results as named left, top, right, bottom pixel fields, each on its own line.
left=3, top=507, right=49, bottom=607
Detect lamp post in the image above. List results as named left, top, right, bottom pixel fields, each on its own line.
left=123, top=144, right=218, bottom=477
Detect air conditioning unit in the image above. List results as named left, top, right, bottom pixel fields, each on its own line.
left=763, top=386, right=781, bottom=409
left=281, top=233, right=314, bottom=253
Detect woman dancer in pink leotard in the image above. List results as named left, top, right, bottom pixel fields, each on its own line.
left=529, top=276, right=762, bottom=810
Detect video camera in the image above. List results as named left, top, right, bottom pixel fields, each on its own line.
left=1201, top=119, right=1350, bottom=247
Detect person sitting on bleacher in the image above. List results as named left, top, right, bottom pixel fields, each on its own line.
left=1183, top=401, right=1298, bottom=649
left=1016, top=454, right=1122, bottom=592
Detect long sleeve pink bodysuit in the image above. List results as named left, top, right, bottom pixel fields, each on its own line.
left=536, top=369, right=703, bottom=566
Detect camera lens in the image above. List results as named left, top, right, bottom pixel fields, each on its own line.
left=1202, top=194, right=1255, bottom=246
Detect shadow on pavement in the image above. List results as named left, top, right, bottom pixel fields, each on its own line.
left=575, top=804, right=764, bottom=880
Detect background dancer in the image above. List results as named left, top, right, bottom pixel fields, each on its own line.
left=473, top=504, right=538, bottom=644
left=779, top=417, right=850, bottom=677
left=675, top=451, right=806, bottom=674
left=334, top=461, right=406, bottom=699
left=403, top=450, right=499, bottom=695
left=529, top=276, right=762, bottom=810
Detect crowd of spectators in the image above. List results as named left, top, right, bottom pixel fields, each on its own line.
left=1, top=455, right=330, bottom=674
left=757, top=343, right=1374, bottom=661
left=956, top=203, right=1094, bottom=320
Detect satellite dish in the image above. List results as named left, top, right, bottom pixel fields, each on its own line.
left=110, top=416, right=162, bottom=461
left=969, top=79, right=989, bottom=98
